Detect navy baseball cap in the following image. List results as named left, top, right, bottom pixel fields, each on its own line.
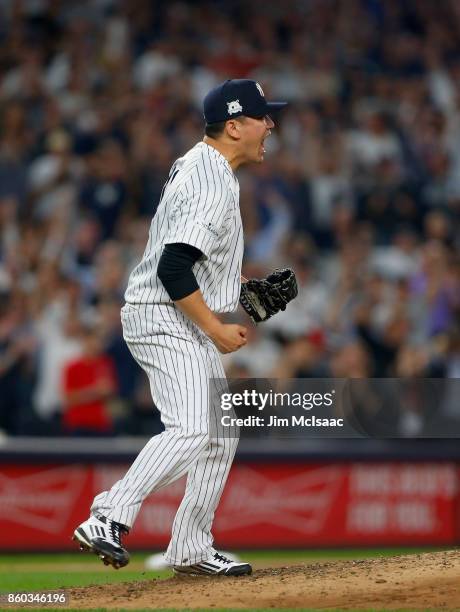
left=203, top=79, right=287, bottom=124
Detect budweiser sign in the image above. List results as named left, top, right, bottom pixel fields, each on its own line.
left=0, top=462, right=457, bottom=549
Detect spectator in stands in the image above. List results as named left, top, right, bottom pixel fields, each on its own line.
left=78, top=139, right=128, bottom=240
left=62, top=324, right=117, bottom=436
left=0, top=288, right=37, bottom=435
left=31, top=268, right=83, bottom=426
left=0, top=0, right=458, bottom=437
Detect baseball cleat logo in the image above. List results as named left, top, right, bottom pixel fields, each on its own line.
left=227, top=100, right=243, bottom=115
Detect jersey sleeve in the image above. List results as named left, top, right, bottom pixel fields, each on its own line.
left=165, top=165, right=230, bottom=258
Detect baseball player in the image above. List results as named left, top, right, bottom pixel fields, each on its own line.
left=73, top=79, right=288, bottom=576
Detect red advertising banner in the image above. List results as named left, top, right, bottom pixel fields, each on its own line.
left=0, top=462, right=458, bottom=550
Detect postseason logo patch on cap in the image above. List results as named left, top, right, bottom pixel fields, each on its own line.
left=227, top=100, right=243, bottom=115
left=203, top=79, right=287, bottom=124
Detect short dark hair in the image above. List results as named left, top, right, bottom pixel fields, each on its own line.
left=204, top=121, right=227, bottom=138
left=204, top=116, right=246, bottom=139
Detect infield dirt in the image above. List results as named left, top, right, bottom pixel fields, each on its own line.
left=67, top=550, right=460, bottom=610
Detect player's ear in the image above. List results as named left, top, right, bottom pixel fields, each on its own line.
left=225, top=118, right=243, bottom=141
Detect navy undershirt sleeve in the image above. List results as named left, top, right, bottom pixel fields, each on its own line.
left=157, top=242, right=203, bottom=301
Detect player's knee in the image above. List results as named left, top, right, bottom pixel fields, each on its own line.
left=211, top=434, right=239, bottom=456
left=182, top=429, right=210, bottom=452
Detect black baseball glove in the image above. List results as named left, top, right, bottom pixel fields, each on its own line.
left=239, top=268, right=298, bottom=324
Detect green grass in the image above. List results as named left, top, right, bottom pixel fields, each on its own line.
left=0, top=570, right=166, bottom=591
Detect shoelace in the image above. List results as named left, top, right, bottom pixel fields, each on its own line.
left=109, top=521, right=129, bottom=547
left=213, top=552, right=232, bottom=565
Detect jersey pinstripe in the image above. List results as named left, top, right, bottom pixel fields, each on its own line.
left=125, top=141, right=243, bottom=313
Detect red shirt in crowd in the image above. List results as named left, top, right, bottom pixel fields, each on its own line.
left=62, top=354, right=117, bottom=433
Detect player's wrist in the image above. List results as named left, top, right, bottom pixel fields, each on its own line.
left=202, top=317, right=224, bottom=339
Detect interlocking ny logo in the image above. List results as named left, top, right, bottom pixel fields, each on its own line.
left=256, top=82, right=264, bottom=97
left=227, top=99, right=243, bottom=115
left=216, top=466, right=344, bottom=533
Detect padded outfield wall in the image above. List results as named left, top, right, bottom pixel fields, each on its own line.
left=0, top=438, right=460, bottom=550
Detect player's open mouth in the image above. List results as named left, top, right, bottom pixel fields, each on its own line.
left=260, top=133, right=270, bottom=154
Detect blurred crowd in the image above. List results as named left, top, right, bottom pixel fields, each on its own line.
left=0, top=0, right=459, bottom=437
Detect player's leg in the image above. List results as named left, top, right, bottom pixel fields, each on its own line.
left=164, top=431, right=238, bottom=565
left=74, top=330, right=212, bottom=567
left=92, top=334, right=211, bottom=523
left=164, top=342, right=251, bottom=575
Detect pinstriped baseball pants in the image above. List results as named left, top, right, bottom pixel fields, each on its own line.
left=90, top=303, right=238, bottom=566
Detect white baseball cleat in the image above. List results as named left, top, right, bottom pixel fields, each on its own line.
left=173, top=549, right=252, bottom=576
left=145, top=550, right=242, bottom=571
left=73, top=513, right=130, bottom=569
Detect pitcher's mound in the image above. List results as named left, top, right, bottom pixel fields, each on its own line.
left=68, top=550, right=460, bottom=610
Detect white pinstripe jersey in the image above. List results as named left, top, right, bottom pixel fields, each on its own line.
left=125, top=141, right=243, bottom=313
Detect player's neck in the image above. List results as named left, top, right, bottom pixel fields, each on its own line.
left=202, top=137, right=241, bottom=171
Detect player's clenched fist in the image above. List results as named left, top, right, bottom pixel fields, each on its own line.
left=209, top=323, right=247, bottom=354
